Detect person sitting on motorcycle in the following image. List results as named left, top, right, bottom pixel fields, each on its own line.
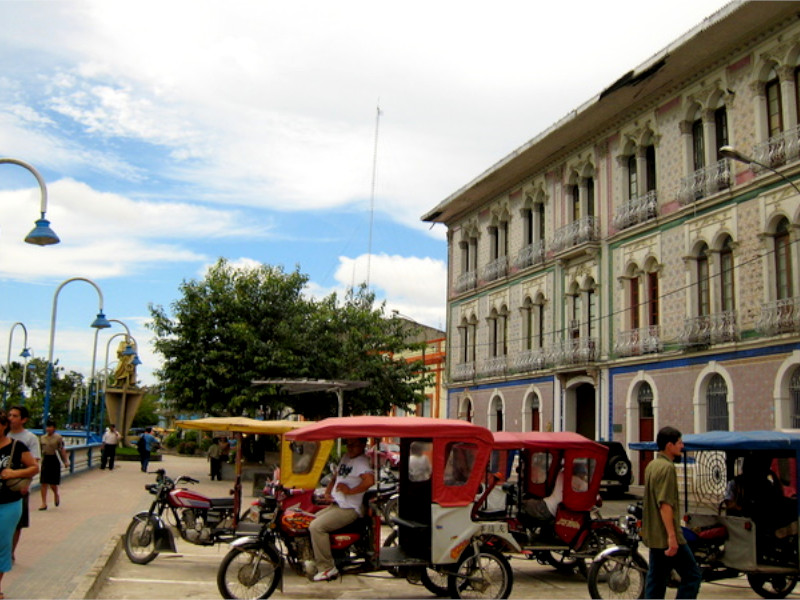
left=521, top=462, right=589, bottom=523
left=309, top=437, right=374, bottom=582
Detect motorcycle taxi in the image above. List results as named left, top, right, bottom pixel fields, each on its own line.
left=217, top=416, right=521, bottom=600
left=486, top=432, right=625, bottom=576
left=589, top=430, right=800, bottom=599
left=123, top=417, right=330, bottom=564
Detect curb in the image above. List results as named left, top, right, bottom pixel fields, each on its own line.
left=69, top=534, right=122, bottom=599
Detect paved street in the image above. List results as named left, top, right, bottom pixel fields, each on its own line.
left=4, top=451, right=800, bottom=599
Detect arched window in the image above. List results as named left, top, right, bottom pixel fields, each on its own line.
left=586, top=177, right=595, bottom=218
left=714, top=106, right=729, bottom=162
left=459, top=398, right=473, bottom=422
left=645, top=145, right=657, bottom=193
left=775, top=218, right=793, bottom=300
left=489, top=396, right=504, bottom=432
left=627, top=155, right=638, bottom=200
left=697, top=243, right=710, bottom=316
left=706, top=374, right=729, bottom=431
left=766, top=68, right=783, bottom=139
left=647, top=271, right=660, bottom=326
left=570, top=184, right=580, bottom=222
left=638, top=382, right=654, bottom=419
left=629, top=271, right=641, bottom=330
left=720, top=236, right=735, bottom=312
left=791, top=368, right=800, bottom=428
left=692, top=117, right=705, bottom=171
left=527, top=393, right=541, bottom=431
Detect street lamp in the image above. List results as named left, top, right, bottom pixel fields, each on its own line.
left=3, top=322, right=30, bottom=409
left=90, top=319, right=141, bottom=433
left=719, top=145, right=800, bottom=195
left=0, top=158, right=60, bottom=245
left=42, top=277, right=111, bottom=425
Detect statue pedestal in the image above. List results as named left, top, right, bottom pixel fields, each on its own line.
left=105, top=387, right=144, bottom=436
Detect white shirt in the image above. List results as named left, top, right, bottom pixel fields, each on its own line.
left=331, top=453, right=371, bottom=515
left=102, top=429, right=121, bottom=445
left=9, top=428, right=41, bottom=461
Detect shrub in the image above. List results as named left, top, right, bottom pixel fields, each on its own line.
left=164, top=431, right=180, bottom=449
left=178, top=441, right=197, bottom=455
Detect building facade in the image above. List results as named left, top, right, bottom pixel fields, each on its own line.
left=422, top=1, right=800, bottom=483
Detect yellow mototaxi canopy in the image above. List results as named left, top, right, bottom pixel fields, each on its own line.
left=173, top=417, right=332, bottom=509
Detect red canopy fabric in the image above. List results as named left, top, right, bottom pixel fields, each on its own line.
left=492, top=431, right=607, bottom=454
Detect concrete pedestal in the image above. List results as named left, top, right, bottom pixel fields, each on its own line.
left=105, top=387, right=144, bottom=436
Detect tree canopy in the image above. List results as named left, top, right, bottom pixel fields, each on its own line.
left=148, top=259, right=431, bottom=418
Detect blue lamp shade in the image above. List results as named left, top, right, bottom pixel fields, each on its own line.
left=132, top=354, right=142, bottom=366
left=121, top=344, right=135, bottom=357
left=91, top=311, right=112, bottom=329
left=19, top=347, right=31, bottom=359
left=25, top=217, right=60, bottom=246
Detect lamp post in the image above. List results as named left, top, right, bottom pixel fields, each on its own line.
left=0, top=158, right=60, bottom=245
left=3, top=322, right=30, bottom=410
left=719, top=145, right=800, bottom=196
left=43, top=277, right=111, bottom=425
left=91, top=320, right=141, bottom=433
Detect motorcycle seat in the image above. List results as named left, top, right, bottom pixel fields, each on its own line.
left=476, top=509, right=508, bottom=521
left=210, top=497, right=235, bottom=509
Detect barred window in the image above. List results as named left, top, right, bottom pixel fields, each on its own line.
left=638, top=383, right=654, bottom=419
left=791, top=368, right=800, bottom=428
left=706, top=374, right=729, bottom=431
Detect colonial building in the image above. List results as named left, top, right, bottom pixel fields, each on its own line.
left=422, top=1, right=800, bottom=483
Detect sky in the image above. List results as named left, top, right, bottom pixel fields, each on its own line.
left=0, top=0, right=733, bottom=388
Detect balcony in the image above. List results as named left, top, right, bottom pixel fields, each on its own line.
left=454, top=270, right=477, bottom=294
left=752, top=125, right=800, bottom=170
left=481, top=256, right=508, bottom=283
left=514, top=240, right=546, bottom=270
left=551, top=216, right=599, bottom=253
left=613, top=190, right=658, bottom=231
left=477, top=355, right=508, bottom=378
left=679, top=311, right=738, bottom=348
left=677, top=159, right=731, bottom=205
left=452, top=361, right=475, bottom=382
left=614, top=326, right=662, bottom=357
left=756, top=297, right=800, bottom=336
left=511, top=348, right=550, bottom=373
left=551, top=337, right=597, bottom=366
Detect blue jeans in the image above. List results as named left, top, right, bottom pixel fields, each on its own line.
left=645, top=544, right=702, bottom=599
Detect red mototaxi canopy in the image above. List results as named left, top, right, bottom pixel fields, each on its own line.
left=286, top=416, right=494, bottom=446
left=287, top=416, right=494, bottom=507
left=492, top=431, right=608, bottom=454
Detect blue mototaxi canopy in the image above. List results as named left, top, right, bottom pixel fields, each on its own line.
left=630, top=430, right=800, bottom=452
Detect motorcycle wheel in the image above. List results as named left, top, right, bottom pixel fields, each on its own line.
left=576, top=527, right=628, bottom=578
left=747, top=573, right=798, bottom=599
left=587, top=547, right=647, bottom=599
left=382, top=496, right=399, bottom=524
left=217, top=542, right=282, bottom=600
left=382, top=530, right=403, bottom=578
left=124, top=512, right=159, bottom=565
left=421, top=567, right=450, bottom=597
left=447, top=545, right=513, bottom=599
left=544, top=550, right=581, bottom=574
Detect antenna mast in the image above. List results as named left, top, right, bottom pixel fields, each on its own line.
left=366, top=103, right=381, bottom=288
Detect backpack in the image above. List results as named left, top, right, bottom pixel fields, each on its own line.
left=137, top=435, right=146, bottom=451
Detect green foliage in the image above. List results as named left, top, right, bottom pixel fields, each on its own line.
left=163, top=431, right=180, bottom=449
left=3, top=358, right=85, bottom=428
left=178, top=441, right=197, bottom=455
left=148, top=259, right=431, bottom=419
left=130, top=390, right=163, bottom=428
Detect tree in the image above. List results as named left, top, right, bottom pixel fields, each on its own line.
left=3, top=357, right=85, bottom=428
left=148, top=259, right=431, bottom=418
left=130, top=388, right=162, bottom=428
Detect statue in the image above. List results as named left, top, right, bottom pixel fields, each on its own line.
left=112, top=339, right=137, bottom=388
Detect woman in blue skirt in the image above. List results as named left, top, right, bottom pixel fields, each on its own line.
left=0, top=411, right=39, bottom=599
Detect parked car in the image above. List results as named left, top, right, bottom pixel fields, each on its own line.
left=598, top=441, right=632, bottom=497
left=366, top=441, right=400, bottom=469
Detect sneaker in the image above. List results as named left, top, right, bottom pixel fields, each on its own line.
left=312, top=566, right=338, bottom=581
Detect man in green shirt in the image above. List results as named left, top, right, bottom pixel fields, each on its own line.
left=642, top=426, right=702, bottom=599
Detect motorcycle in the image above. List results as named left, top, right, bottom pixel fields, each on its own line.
left=589, top=430, right=800, bottom=600
left=124, top=468, right=240, bottom=564
left=490, top=432, right=626, bottom=576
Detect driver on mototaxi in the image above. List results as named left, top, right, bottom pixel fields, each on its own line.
left=309, top=437, right=375, bottom=582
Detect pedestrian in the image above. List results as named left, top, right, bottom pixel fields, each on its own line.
left=137, top=427, right=159, bottom=473
left=207, top=437, right=222, bottom=481
left=0, top=410, right=39, bottom=599
left=219, top=436, right=230, bottom=464
left=642, top=426, right=702, bottom=599
left=7, top=406, right=40, bottom=561
left=309, top=437, right=374, bottom=581
left=100, top=424, right=121, bottom=470
left=39, top=420, right=70, bottom=510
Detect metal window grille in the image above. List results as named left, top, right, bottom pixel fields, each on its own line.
left=791, top=369, right=800, bottom=428
left=638, top=383, right=654, bottom=418
left=706, top=374, right=729, bottom=431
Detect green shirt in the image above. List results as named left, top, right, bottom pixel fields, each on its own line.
left=642, top=452, right=686, bottom=548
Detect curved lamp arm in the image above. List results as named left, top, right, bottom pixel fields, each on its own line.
left=0, top=158, right=60, bottom=245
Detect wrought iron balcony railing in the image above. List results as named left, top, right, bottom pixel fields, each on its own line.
left=752, top=125, right=800, bottom=171
left=477, top=355, right=508, bottom=378
left=454, top=270, right=477, bottom=294
left=677, top=159, right=731, bottom=205
left=614, top=326, right=662, bottom=357
left=679, top=311, right=738, bottom=348
left=510, top=348, right=550, bottom=373
left=551, top=216, right=599, bottom=253
left=551, top=337, right=597, bottom=366
left=451, top=361, right=475, bottom=382
left=756, top=297, right=800, bottom=336
left=613, top=190, right=658, bottom=231
left=514, top=240, right=546, bottom=270
left=481, top=256, right=508, bottom=283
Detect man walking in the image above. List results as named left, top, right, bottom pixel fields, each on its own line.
left=137, top=427, right=159, bottom=472
left=642, top=426, right=702, bottom=599
left=8, top=406, right=41, bottom=559
left=101, top=424, right=121, bottom=470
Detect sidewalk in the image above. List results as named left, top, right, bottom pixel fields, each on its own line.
left=4, top=452, right=236, bottom=599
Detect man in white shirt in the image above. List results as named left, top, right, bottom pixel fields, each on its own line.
left=309, top=437, right=374, bottom=581
left=8, top=406, right=41, bottom=559
left=101, top=424, right=121, bottom=470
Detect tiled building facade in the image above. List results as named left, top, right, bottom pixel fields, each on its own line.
left=422, top=1, right=800, bottom=483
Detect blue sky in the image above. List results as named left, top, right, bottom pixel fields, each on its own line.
left=0, top=0, right=730, bottom=387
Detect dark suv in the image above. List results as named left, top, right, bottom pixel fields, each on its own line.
left=598, top=441, right=632, bottom=497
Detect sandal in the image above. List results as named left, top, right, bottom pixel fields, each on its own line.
left=38, top=505, right=47, bottom=511
left=55, top=494, right=60, bottom=507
